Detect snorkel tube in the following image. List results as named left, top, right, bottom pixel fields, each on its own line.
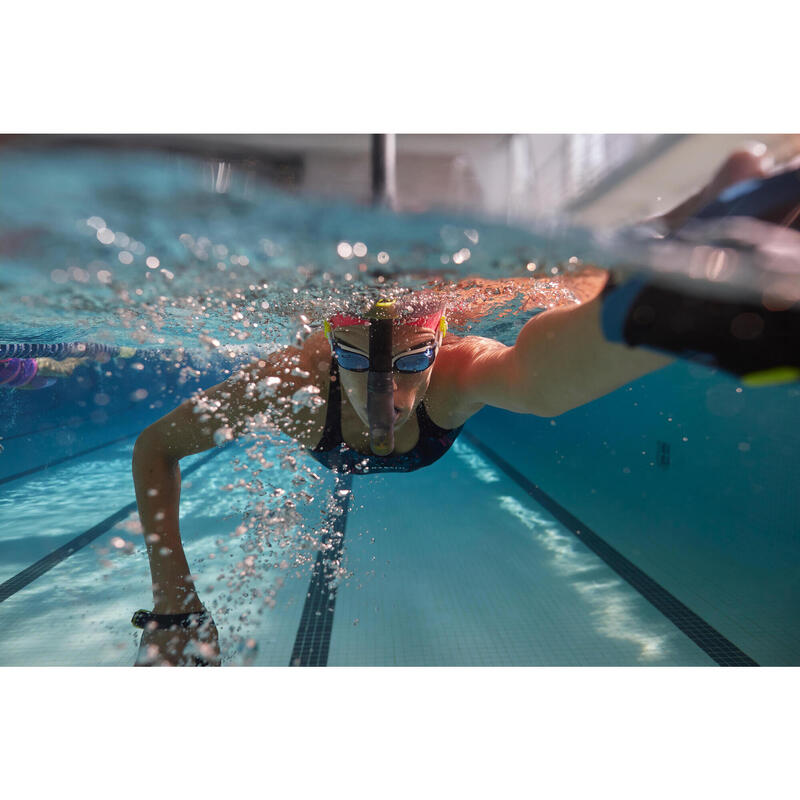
left=367, top=298, right=398, bottom=456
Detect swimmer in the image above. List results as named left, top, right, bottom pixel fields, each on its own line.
left=0, top=345, right=136, bottom=392
left=0, top=356, right=89, bottom=390
left=131, top=148, right=774, bottom=666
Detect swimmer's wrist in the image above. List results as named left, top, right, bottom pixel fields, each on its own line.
left=132, top=606, right=210, bottom=630
left=152, top=582, right=204, bottom=615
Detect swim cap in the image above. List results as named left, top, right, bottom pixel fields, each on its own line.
left=327, top=296, right=447, bottom=336
left=328, top=310, right=444, bottom=330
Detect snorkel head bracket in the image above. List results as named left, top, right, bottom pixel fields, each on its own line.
left=365, top=298, right=398, bottom=456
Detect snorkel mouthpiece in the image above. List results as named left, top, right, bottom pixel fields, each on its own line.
left=367, top=299, right=397, bottom=456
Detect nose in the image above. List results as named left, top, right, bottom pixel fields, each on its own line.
left=391, top=375, right=419, bottom=413
left=393, top=389, right=413, bottom=417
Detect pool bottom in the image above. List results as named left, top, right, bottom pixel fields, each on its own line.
left=0, top=432, right=723, bottom=666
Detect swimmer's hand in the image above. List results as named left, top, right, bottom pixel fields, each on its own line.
left=604, top=147, right=773, bottom=289
left=135, top=614, right=221, bottom=667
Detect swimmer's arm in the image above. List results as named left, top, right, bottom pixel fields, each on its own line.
left=132, top=429, right=204, bottom=614
left=510, top=287, right=674, bottom=415
left=448, top=150, right=772, bottom=420
left=449, top=276, right=673, bottom=419
left=132, top=337, right=328, bottom=613
left=496, top=151, right=767, bottom=414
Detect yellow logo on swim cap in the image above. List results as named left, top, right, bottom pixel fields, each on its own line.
left=368, top=298, right=399, bottom=320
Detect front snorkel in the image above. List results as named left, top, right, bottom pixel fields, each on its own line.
left=367, top=298, right=398, bottom=456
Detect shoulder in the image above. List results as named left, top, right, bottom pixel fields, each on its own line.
left=439, top=334, right=509, bottom=364
left=246, top=331, right=328, bottom=373
left=138, top=334, right=335, bottom=458
left=241, top=331, right=331, bottom=393
left=425, top=334, right=512, bottom=428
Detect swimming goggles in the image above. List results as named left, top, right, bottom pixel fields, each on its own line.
left=332, top=339, right=439, bottom=373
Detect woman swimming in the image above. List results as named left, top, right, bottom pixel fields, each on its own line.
left=0, top=356, right=89, bottom=390
left=131, top=149, right=772, bottom=665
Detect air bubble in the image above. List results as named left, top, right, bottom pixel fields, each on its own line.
left=214, top=427, right=234, bottom=445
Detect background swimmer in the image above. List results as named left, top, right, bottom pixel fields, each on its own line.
left=1, top=356, right=89, bottom=390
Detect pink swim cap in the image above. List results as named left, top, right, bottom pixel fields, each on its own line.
left=328, top=294, right=446, bottom=330
left=328, top=309, right=444, bottom=331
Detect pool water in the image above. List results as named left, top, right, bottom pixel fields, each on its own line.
left=1, top=145, right=798, bottom=666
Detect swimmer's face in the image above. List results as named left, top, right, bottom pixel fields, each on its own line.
left=332, top=325, right=437, bottom=428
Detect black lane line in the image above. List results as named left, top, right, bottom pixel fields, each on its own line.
left=0, top=448, right=225, bottom=603
left=290, top=472, right=354, bottom=667
left=0, top=432, right=138, bottom=487
left=462, top=430, right=759, bottom=667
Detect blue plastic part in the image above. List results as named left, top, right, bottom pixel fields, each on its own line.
left=600, top=276, right=649, bottom=344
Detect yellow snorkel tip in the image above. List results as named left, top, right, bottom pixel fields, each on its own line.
left=369, top=297, right=399, bottom=320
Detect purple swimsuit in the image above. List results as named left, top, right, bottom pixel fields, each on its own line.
left=0, top=358, right=56, bottom=389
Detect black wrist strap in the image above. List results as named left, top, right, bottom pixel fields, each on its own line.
left=131, top=607, right=209, bottom=630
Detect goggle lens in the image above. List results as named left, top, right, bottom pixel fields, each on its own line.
left=394, top=347, right=436, bottom=373
left=332, top=342, right=436, bottom=374
left=333, top=346, right=370, bottom=372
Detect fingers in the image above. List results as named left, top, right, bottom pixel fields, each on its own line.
left=656, top=146, right=775, bottom=234
left=708, top=146, right=770, bottom=194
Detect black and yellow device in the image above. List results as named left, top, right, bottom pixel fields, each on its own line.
left=602, top=167, right=800, bottom=386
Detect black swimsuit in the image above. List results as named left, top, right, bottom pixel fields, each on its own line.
left=306, top=361, right=463, bottom=474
